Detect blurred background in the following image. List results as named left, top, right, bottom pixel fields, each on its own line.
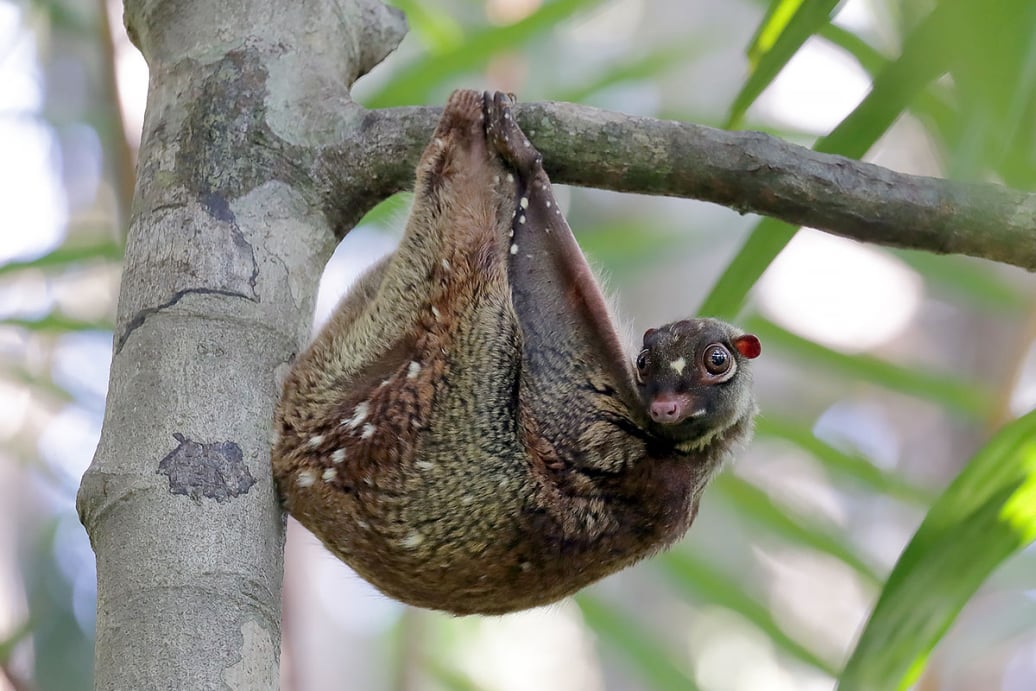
left=2, top=0, right=1036, bottom=689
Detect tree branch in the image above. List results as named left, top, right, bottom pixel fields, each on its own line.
left=342, top=102, right=1036, bottom=271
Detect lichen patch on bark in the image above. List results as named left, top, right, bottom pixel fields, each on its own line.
left=158, top=433, right=257, bottom=502
left=176, top=48, right=308, bottom=211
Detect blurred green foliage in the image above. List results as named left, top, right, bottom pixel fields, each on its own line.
left=4, top=0, right=1036, bottom=689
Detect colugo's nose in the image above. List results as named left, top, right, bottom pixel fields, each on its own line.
left=650, top=398, right=681, bottom=424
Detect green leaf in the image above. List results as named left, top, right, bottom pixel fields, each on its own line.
left=388, top=0, right=464, bottom=52
left=365, top=0, right=604, bottom=108
left=755, top=415, right=933, bottom=504
left=556, top=39, right=715, bottom=104
left=838, top=410, right=1036, bottom=690
left=658, top=551, right=837, bottom=675
left=0, top=240, right=123, bottom=276
left=2, top=315, right=114, bottom=333
left=696, top=218, right=795, bottom=320
left=891, top=249, right=1029, bottom=312
left=576, top=594, right=700, bottom=691
left=713, top=473, right=883, bottom=585
left=993, top=33, right=1036, bottom=182
left=5, top=365, right=76, bottom=404
left=744, top=316, right=993, bottom=418
left=29, top=0, right=95, bottom=32
left=577, top=220, right=693, bottom=276
left=729, top=0, right=841, bottom=128
left=0, top=619, right=31, bottom=662
left=935, top=0, right=1036, bottom=185
left=357, top=191, right=413, bottom=230
left=425, top=659, right=486, bottom=691
left=745, top=0, right=802, bottom=64
left=700, top=1, right=962, bottom=320
left=817, top=23, right=887, bottom=75
left=816, top=24, right=962, bottom=180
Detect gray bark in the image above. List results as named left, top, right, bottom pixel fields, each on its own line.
left=76, top=0, right=406, bottom=688
left=338, top=104, right=1036, bottom=270
left=77, top=0, right=1036, bottom=688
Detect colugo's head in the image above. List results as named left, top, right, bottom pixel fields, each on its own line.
left=635, top=318, right=760, bottom=442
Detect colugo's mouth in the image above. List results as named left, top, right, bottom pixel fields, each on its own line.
left=649, top=394, right=707, bottom=425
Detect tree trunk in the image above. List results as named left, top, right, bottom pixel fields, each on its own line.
left=76, top=1, right=406, bottom=688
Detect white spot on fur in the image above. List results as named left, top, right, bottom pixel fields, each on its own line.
left=441, top=258, right=451, bottom=271
left=506, top=173, right=514, bottom=183
left=670, top=357, right=687, bottom=374
left=493, top=174, right=500, bottom=184
left=363, top=476, right=373, bottom=486
left=356, top=519, right=370, bottom=530
left=306, top=434, right=324, bottom=448
left=508, top=228, right=514, bottom=238
left=520, top=197, right=529, bottom=209
left=518, top=215, right=526, bottom=225
left=510, top=244, right=519, bottom=255
left=407, top=361, right=421, bottom=379
left=461, top=494, right=475, bottom=505
left=322, top=468, right=337, bottom=482
left=504, top=112, right=511, bottom=120
left=401, top=531, right=424, bottom=549
left=416, top=460, right=435, bottom=470
left=342, top=401, right=369, bottom=430
left=296, top=470, right=315, bottom=488
left=520, top=561, right=532, bottom=571
left=361, top=423, right=376, bottom=439
left=378, top=378, right=390, bottom=388
left=434, top=137, right=444, bottom=148
left=546, top=200, right=552, bottom=208
left=431, top=305, right=441, bottom=320
left=331, top=448, right=346, bottom=464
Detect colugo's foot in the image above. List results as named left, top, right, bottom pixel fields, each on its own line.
left=419, top=90, right=490, bottom=191
left=484, top=91, right=543, bottom=176
left=436, top=89, right=485, bottom=141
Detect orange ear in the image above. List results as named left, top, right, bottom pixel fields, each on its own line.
left=734, top=334, right=761, bottom=359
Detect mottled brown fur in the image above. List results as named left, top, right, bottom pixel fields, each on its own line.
left=272, top=91, right=758, bottom=615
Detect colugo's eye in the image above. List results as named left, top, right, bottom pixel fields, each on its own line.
left=636, top=351, right=649, bottom=372
left=703, top=344, right=732, bottom=375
